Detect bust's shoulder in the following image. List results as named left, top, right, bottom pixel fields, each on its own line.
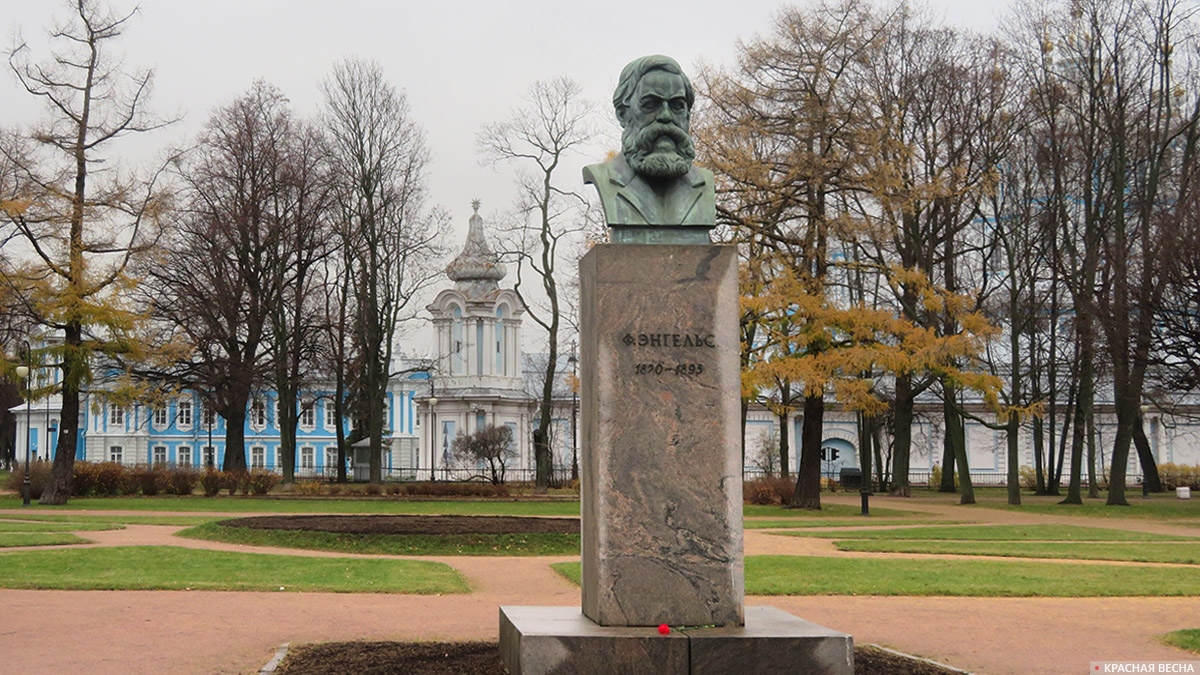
left=583, top=155, right=633, bottom=188
left=686, top=165, right=714, bottom=188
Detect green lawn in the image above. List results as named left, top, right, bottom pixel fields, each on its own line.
left=0, top=520, right=121, bottom=533
left=742, top=503, right=919, bottom=519
left=975, top=495, right=1200, bottom=519
left=0, top=514, right=217, bottom=526
left=179, top=522, right=580, bottom=556
left=834, top=540, right=1200, bottom=564
left=1162, top=629, right=1200, bottom=654
left=745, top=518, right=961, bottom=529
left=0, top=533, right=90, bottom=547
left=0, top=496, right=581, bottom=516
left=552, top=556, right=1200, bottom=596
left=0, top=546, right=468, bottom=593
left=781, top=524, right=1198, bottom=541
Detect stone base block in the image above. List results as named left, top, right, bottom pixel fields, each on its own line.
left=499, top=606, right=852, bottom=675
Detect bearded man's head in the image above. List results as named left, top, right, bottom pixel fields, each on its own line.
left=613, top=55, right=697, bottom=181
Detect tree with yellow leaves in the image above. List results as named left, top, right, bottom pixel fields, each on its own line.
left=1, top=1, right=174, bottom=504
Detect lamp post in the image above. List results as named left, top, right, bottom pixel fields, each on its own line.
left=428, top=395, right=439, bottom=482
left=16, top=340, right=31, bottom=506
left=568, top=342, right=578, bottom=482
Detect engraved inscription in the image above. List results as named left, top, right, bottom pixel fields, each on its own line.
left=622, top=333, right=715, bottom=348
left=634, top=362, right=705, bottom=376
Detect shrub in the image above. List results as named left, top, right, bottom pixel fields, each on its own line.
left=743, top=477, right=794, bottom=505
left=93, top=462, right=129, bottom=496
left=364, top=482, right=382, bottom=496
left=6, top=460, right=51, bottom=499
left=396, top=481, right=510, bottom=498
left=167, top=466, right=198, bottom=496
left=385, top=483, right=403, bottom=496
left=225, top=471, right=246, bottom=496
left=1158, top=463, right=1200, bottom=491
left=131, top=466, right=170, bottom=496
left=292, top=480, right=323, bottom=496
left=1019, top=466, right=1038, bottom=491
left=71, top=461, right=100, bottom=497
left=245, top=469, right=281, bottom=495
left=200, top=469, right=224, bottom=497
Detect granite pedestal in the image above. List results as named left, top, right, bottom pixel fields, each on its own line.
left=500, top=606, right=853, bottom=675
left=499, top=245, right=852, bottom=674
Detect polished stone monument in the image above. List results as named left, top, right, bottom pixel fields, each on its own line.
left=500, top=55, right=853, bottom=675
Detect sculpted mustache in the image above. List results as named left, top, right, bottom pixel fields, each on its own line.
left=634, top=123, right=691, bottom=153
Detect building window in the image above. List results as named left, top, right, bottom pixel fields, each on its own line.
left=177, top=446, right=192, bottom=467
left=177, top=398, right=193, bottom=429
left=250, top=446, right=265, bottom=470
left=452, top=307, right=464, bottom=375
left=202, top=404, right=217, bottom=429
left=441, top=420, right=455, bottom=465
left=108, top=406, right=124, bottom=428
left=300, top=402, right=316, bottom=430
left=300, top=446, right=315, bottom=473
left=324, top=448, right=338, bottom=477
left=152, top=405, right=168, bottom=429
left=152, top=445, right=168, bottom=466
left=109, top=445, right=123, bottom=464
left=250, top=399, right=267, bottom=429
left=324, top=403, right=339, bottom=431
left=203, top=446, right=216, bottom=468
left=496, top=306, right=507, bottom=375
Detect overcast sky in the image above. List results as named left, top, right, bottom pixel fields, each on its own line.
left=4, top=0, right=1009, bottom=231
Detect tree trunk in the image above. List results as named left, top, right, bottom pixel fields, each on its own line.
left=1062, top=351, right=1093, bottom=505
left=39, top=324, right=83, bottom=505
left=790, top=394, right=824, bottom=510
left=1133, top=416, right=1162, bottom=492
left=1106, top=397, right=1137, bottom=506
left=222, top=407, right=248, bottom=473
left=944, top=381, right=974, bottom=505
left=891, top=374, right=914, bottom=497
left=777, top=409, right=791, bottom=480
left=939, top=395, right=957, bottom=493
left=1032, top=416, right=1047, bottom=494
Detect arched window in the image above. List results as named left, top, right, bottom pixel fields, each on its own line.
left=495, top=305, right=507, bottom=375
left=451, top=306, right=465, bottom=375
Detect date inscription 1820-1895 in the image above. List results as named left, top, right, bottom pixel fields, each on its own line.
left=621, top=332, right=713, bottom=378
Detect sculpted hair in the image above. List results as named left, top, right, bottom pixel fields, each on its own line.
left=613, top=55, right=695, bottom=125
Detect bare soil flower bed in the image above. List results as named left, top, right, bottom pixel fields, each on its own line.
left=274, top=641, right=963, bottom=674
left=218, top=514, right=580, bottom=535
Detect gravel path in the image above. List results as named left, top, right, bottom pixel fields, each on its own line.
left=0, top=495, right=1196, bottom=674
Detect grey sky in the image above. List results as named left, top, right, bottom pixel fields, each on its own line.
left=4, top=0, right=1009, bottom=232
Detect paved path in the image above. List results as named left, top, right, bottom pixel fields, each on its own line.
left=0, top=495, right=1197, bottom=674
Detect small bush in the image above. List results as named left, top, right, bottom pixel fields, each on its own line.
left=245, top=469, right=281, bottom=495
left=167, top=466, right=198, bottom=496
left=1158, top=463, right=1200, bottom=491
left=743, top=477, right=794, bottom=505
left=292, top=480, right=323, bottom=496
left=225, top=471, right=246, bottom=496
left=71, top=461, right=100, bottom=497
left=93, top=462, right=129, bottom=496
left=385, top=483, right=403, bottom=496
left=396, top=481, right=510, bottom=498
left=201, top=469, right=224, bottom=497
left=364, top=482, right=382, bottom=496
left=1019, top=466, right=1038, bottom=491
left=132, top=466, right=170, bottom=496
left=6, top=460, right=51, bottom=499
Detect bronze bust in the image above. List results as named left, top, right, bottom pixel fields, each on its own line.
left=584, top=55, right=716, bottom=244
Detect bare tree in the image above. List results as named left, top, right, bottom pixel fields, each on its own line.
left=146, top=81, right=299, bottom=473
left=477, top=77, right=597, bottom=493
left=1, top=1, right=174, bottom=503
left=322, top=58, right=445, bottom=484
left=451, top=425, right=515, bottom=485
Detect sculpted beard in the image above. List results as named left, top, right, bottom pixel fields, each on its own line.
left=622, top=121, right=696, bottom=179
